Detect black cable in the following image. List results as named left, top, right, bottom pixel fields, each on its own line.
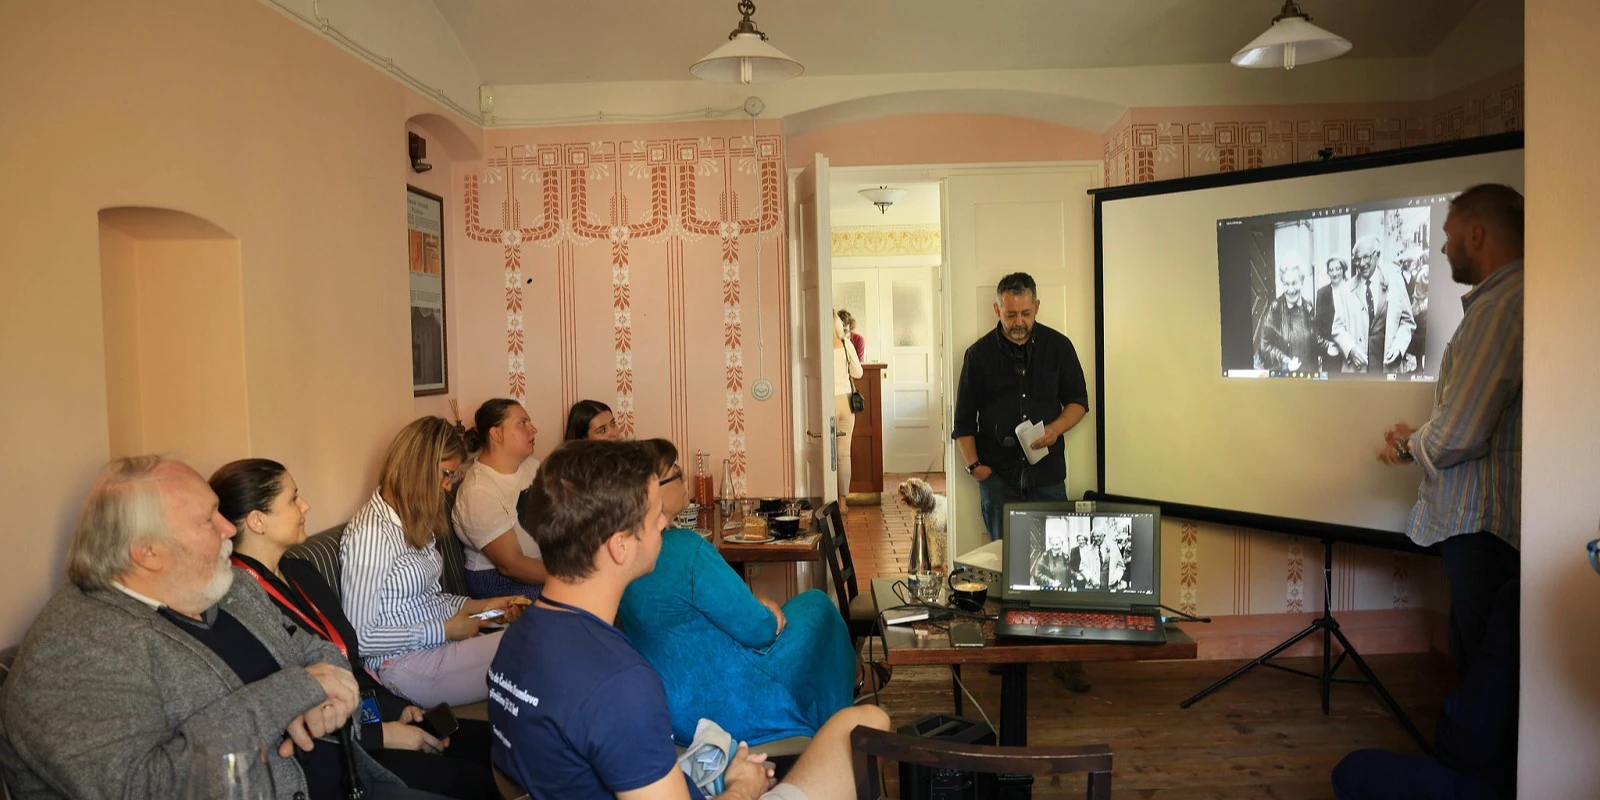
left=1158, top=604, right=1203, bottom=624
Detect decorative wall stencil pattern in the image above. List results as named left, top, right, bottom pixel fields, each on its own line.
left=830, top=225, right=942, bottom=257
left=1102, top=69, right=1524, bottom=187
left=1178, top=520, right=1198, bottom=615
left=1392, top=553, right=1411, bottom=609
left=462, top=147, right=562, bottom=399
left=459, top=125, right=788, bottom=497
left=1286, top=535, right=1305, bottom=614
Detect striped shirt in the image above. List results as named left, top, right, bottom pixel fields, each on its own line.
left=340, top=488, right=467, bottom=671
left=1406, top=260, right=1523, bottom=549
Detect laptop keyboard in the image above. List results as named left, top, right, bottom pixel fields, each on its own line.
left=1003, top=609, right=1158, bottom=632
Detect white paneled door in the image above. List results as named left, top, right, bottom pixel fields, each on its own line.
left=943, top=165, right=1100, bottom=558
left=878, top=266, right=944, bottom=474
left=791, top=154, right=837, bottom=503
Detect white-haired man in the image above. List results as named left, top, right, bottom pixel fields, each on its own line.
left=0, top=457, right=433, bottom=799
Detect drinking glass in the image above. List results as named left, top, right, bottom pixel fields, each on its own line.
left=184, top=741, right=275, bottom=800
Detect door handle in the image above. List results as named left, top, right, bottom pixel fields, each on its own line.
left=805, top=430, right=823, bottom=439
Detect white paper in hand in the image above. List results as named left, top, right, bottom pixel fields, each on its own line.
left=1015, top=420, right=1048, bottom=465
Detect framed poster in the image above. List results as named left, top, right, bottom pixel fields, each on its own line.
left=407, top=186, right=448, bottom=395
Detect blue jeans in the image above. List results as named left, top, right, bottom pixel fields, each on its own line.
left=977, top=473, right=1069, bottom=541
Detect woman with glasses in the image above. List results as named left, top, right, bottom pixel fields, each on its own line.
left=210, top=458, right=497, bottom=798
left=341, top=416, right=528, bottom=707
left=615, top=439, right=857, bottom=745
left=453, top=398, right=546, bottom=601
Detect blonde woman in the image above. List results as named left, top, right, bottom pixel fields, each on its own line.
left=833, top=312, right=865, bottom=511
left=341, top=416, right=527, bottom=707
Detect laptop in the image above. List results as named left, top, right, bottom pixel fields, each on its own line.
left=994, top=501, right=1167, bottom=645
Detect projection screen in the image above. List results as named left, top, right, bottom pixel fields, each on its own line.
left=1097, top=143, right=1523, bottom=533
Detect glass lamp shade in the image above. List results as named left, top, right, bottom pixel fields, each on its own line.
left=1231, top=16, right=1351, bottom=70
left=691, top=32, right=804, bottom=84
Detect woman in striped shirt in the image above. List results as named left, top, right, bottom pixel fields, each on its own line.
left=341, top=416, right=528, bottom=707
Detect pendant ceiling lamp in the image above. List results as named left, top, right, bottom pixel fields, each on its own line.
left=1232, top=0, right=1351, bottom=70
left=859, top=186, right=907, bottom=214
left=691, top=0, right=804, bottom=84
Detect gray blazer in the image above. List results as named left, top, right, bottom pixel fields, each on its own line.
left=0, top=569, right=402, bottom=799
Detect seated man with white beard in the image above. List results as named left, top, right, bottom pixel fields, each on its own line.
left=0, top=456, right=427, bottom=800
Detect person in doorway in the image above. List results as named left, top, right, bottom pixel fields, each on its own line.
left=838, top=309, right=866, bottom=363
left=952, top=271, right=1092, bottom=691
left=832, top=312, right=865, bottom=512
left=1379, top=184, right=1523, bottom=678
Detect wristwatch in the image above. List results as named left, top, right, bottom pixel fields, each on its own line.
left=1394, top=436, right=1414, bottom=462
left=965, top=461, right=983, bottom=475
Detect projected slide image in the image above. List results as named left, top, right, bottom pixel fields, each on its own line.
left=1218, top=195, right=1447, bottom=381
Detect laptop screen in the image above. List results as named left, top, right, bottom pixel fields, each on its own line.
left=1000, top=501, right=1161, bottom=607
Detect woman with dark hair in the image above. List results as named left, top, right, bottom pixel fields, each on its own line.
left=616, top=439, right=857, bottom=745
left=210, top=458, right=496, bottom=799
left=563, top=399, right=618, bottom=442
left=454, top=398, right=545, bottom=600
left=838, top=308, right=866, bottom=363
left=340, top=416, right=528, bottom=707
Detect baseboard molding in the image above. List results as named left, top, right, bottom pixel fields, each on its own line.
left=1183, top=608, right=1449, bottom=661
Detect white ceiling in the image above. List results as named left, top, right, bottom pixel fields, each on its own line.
left=432, top=0, right=1482, bottom=86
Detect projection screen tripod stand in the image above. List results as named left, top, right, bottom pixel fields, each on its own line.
left=1178, top=535, right=1430, bottom=752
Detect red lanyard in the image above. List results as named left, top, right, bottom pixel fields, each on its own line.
left=232, top=556, right=351, bottom=663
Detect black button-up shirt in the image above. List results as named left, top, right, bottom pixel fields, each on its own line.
left=951, top=321, right=1089, bottom=485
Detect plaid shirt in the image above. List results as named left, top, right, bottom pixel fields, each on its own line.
left=1406, top=260, right=1523, bottom=549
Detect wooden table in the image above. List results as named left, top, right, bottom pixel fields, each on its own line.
left=691, top=499, right=824, bottom=567
left=870, top=579, right=1196, bottom=798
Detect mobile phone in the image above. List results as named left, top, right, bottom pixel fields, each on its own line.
left=469, top=608, right=506, bottom=622
left=949, top=621, right=985, bottom=648
left=422, top=702, right=459, bottom=739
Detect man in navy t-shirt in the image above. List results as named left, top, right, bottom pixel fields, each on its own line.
left=489, top=440, right=888, bottom=800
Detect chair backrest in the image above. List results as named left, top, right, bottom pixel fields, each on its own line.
left=850, top=725, right=1112, bottom=800
left=284, top=497, right=470, bottom=600
left=816, top=506, right=857, bottom=621
left=819, top=501, right=859, bottom=602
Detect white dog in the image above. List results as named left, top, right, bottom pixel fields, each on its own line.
left=896, top=476, right=949, bottom=568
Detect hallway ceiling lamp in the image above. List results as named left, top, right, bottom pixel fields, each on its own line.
left=859, top=186, right=908, bottom=214
left=1232, top=0, right=1351, bottom=70
left=691, top=0, right=804, bottom=84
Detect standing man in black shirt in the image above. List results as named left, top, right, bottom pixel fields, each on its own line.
left=953, top=272, right=1092, bottom=690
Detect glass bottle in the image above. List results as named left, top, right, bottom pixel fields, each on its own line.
left=907, top=512, right=939, bottom=603
left=719, top=458, right=736, bottom=516
left=694, top=450, right=714, bottom=508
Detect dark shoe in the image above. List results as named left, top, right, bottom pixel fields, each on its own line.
left=1054, top=662, right=1092, bottom=693
left=856, top=661, right=892, bottom=699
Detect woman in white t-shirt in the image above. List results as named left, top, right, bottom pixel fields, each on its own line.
left=453, top=399, right=546, bottom=600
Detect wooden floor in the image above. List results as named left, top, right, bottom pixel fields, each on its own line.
left=862, top=653, right=1449, bottom=799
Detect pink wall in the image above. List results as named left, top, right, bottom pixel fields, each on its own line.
left=1105, top=67, right=1525, bottom=186
left=787, top=113, right=1103, bottom=168
left=449, top=121, right=793, bottom=496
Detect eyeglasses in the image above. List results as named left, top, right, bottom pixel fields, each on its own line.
left=659, top=466, right=684, bottom=487
left=441, top=466, right=462, bottom=484
left=1588, top=538, right=1600, bottom=576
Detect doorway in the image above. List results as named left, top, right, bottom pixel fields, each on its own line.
left=828, top=178, right=946, bottom=507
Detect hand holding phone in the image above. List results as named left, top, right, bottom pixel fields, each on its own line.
left=421, top=702, right=459, bottom=739
left=469, top=608, right=507, bottom=622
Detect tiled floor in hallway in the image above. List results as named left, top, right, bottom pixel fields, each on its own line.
left=843, top=471, right=946, bottom=582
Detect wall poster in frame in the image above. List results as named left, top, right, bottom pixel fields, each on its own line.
left=407, top=186, right=448, bottom=395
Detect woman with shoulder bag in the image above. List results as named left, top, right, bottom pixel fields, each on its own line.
left=833, top=312, right=865, bottom=512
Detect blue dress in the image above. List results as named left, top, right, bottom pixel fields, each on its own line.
left=617, top=529, right=857, bottom=745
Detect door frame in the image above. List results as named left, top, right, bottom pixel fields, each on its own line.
left=787, top=161, right=1104, bottom=505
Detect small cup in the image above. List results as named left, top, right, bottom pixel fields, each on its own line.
left=770, top=515, right=801, bottom=539
left=949, top=580, right=989, bottom=612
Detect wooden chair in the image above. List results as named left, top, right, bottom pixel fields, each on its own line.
left=850, top=725, right=1113, bottom=800
left=816, top=501, right=876, bottom=641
